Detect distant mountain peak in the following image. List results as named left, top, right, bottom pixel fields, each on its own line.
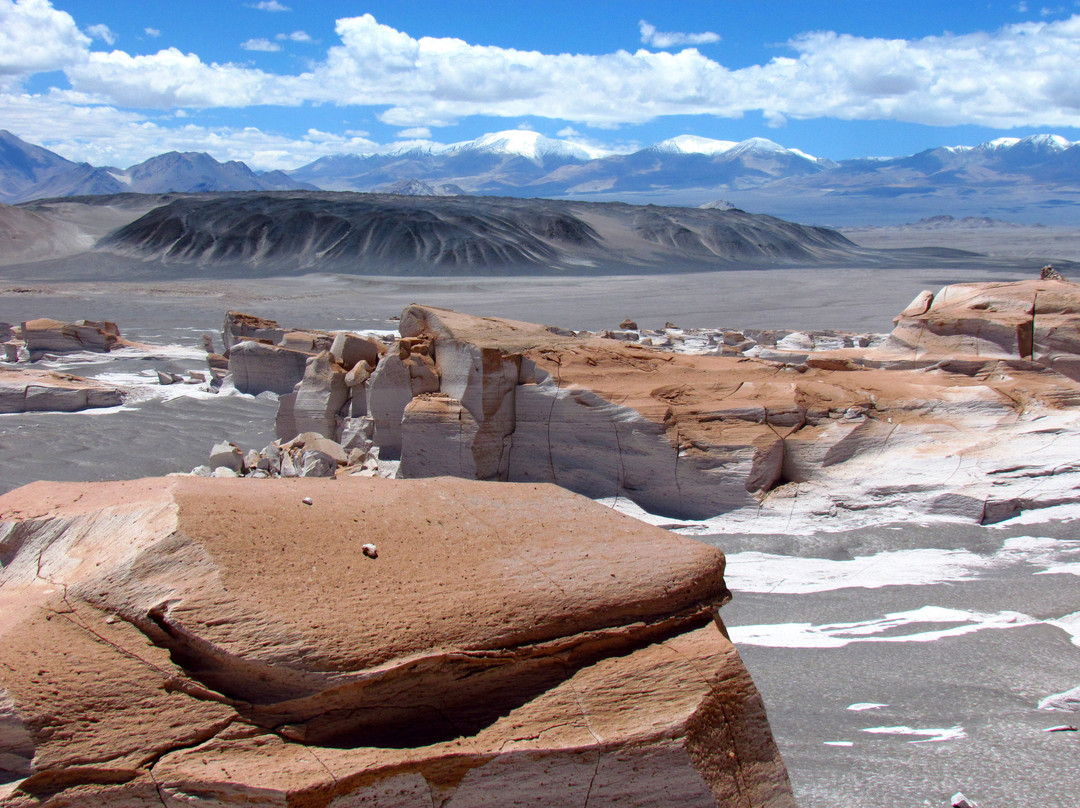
left=446, top=130, right=609, bottom=162
left=653, top=135, right=738, bottom=155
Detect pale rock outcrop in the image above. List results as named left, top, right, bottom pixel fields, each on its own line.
left=274, top=352, right=349, bottom=441
left=366, top=339, right=437, bottom=458
left=0, top=476, right=792, bottom=807
left=280, top=330, right=333, bottom=353
left=20, top=318, right=121, bottom=359
left=330, top=331, right=385, bottom=370
left=228, top=339, right=311, bottom=396
left=385, top=300, right=1080, bottom=523
left=208, top=441, right=243, bottom=473
left=889, top=279, right=1080, bottom=380
left=221, top=311, right=285, bottom=353
left=0, top=367, right=124, bottom=413
left=224, top=313, right=387, bottom=399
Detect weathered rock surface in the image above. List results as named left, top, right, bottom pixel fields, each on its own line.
left=19, top=318, right=121, bottom=359
left=0, top=367, right=124, bottom=412
left=0, top=476, right=792, bottom=807
left=228, top=338, right=312, bottom=396
left=223, top=311, right=387, bottom=399
left=380, top=295, right=1080, bottom=525
left=889, top=279, right=1080, bottom=381
left=274, top=351, right=349, bottom=440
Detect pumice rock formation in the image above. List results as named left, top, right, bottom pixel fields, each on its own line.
left=19, top=318, right=124, bottom=359
left=0, top=366, right=124, bottom=412
left=300, top=285, right=1077, bottom=528
left=889, top=278, right=1080, bottom=380
left=221, top=310, right=385, bottom=397
left=221, top=279, right=1080, bottom=528
left=0, top=476, right=793, bottom=807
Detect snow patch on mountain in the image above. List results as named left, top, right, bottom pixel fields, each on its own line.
left=653, top=135, right=738, bottom=155
left=445, top=130, right=610, bottom=162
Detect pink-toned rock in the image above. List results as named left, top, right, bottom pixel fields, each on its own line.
left=390, top=302, right=1080, bottom=521
left=889, top=279, right=1080, bottom=380
left=0, top=367, right=124, bottom=412
left=330, top=331, right=385, bottom=371
left=221, top=311, right=285, bottom=353
left=20, top=318, right=121, bottom=358
left=0, top=476, right=792, bottom=807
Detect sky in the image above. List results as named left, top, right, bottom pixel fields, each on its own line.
left=3, top=0, right=1080, bottom=170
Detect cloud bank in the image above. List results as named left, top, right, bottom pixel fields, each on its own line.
left=3, top=1, right=1080, bottom=167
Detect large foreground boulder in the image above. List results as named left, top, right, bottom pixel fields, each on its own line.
left=0, top=476, right=792, bottom=807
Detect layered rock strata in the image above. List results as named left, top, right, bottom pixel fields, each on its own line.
left=329, top=290, right=1078, bottom=526
left=0, top=476, right=792, bottom=807
left=889, top=278, right=1080, bottom=380
left=0, top=367, right=124, bottom=412
left=19, top=318, right=123, bottom=360
left=220, top=280, right=1080, bottom=527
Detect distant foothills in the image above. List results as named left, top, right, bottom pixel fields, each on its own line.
left=3, top=129, right=1080, bottom=226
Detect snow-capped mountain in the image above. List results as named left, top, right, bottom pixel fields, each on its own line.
left=444, top=130, right=610, bottom=162
left=0, top=135, right=313, bottom=203
left=288, top=130, right=609, bottom=194
left=652, top=135, right=739, bottom=155
left=5, top=129, right=1080, bottom=224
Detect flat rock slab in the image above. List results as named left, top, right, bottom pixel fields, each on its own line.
left=0, top=476, right=792, bottom=807
left=0, top=366, right=124, bottom=412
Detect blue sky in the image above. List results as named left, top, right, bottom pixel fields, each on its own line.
left=3, top=0, right=1080, bottom=169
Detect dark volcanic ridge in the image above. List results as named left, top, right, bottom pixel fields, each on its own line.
left=83, top=191, right=998, bottom=278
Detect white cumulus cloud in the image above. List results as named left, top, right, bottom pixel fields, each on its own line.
left=0, top=90, right=379, bottom=168
left=12, top=5, right=1080, bottom=141
left=144, top=27, right=161, bottom=38
left=0, top=0, right=89, bottom=76
left=249, top=1, right=289, bottom=11
left=241, top=38, right=281, bottom=52
left=85, top=23, right=117, bottom=45
left=639, top=20, right=720, bottom=49
left=276, top=30, right=313, bottom=43
left=64, top=48, right=285, bottom=108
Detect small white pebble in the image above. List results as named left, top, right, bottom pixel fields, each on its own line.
left=302, top=497, right=313, bottom=505
left=362, top=543, right=378, bottom=559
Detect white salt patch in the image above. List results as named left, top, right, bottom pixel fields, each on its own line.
left=860, top=725, right=966, bottom=743
left=728, top=606, right=1037, bottom=649
left=88, top=372, right=221, bottom=403
left=824, top=741, right=853, bottom=747
left=596, top=496, right=710, bottom=531
left=1036, top=563, right=1080, bottom=577
left=987, top=502, right=1080, bottom=527
left=847, top=703, right=888, bottom=711
left=74, top=405, right=125, bottom=416
left=1038, top=684, right=1080, bottom=711
left=1047, top=611, right=1080, bottom=647
left=721, top=537, right=1080, bottom=595
left=723, top=549, right=991, bottom=594
left=109, top=344, right=206, bottom=361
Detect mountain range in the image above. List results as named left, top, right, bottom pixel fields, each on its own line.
left=3, top=129, right=1080, bottom=225
left=0, top=130, right=313, bottom=203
